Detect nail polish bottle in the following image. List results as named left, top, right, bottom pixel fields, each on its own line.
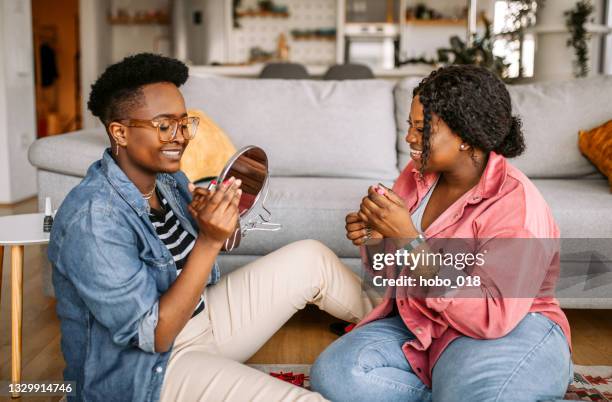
left=43, top=197, right=54, bottom=232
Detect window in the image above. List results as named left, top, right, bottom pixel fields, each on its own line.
left=493, top=0, right=537, bottom=78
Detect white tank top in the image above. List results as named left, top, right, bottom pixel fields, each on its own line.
left=410, top=177, right=439, bottom=233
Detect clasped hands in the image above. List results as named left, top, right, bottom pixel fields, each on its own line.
left=186, top=178, right=417, bottom=249
left=345, top=184, right=419, bottom=246
left=188, top=177, right=242, bottom=248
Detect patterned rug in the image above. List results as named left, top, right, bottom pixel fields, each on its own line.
left=249, top=364, right=313, bottom=389
left=566, top=365, right=612, bottom=401
left=250, top=364, right=612, bottom=401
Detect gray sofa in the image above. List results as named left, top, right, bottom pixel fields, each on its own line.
left=29, top=75, right=612, bottom=308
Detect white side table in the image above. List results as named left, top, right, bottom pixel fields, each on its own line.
left=0, top=213, right=49, bottom=398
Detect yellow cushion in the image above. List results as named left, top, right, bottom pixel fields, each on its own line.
left=579, top=119, right=612, bottom=192
left=180, top=109, right=237, bottom=182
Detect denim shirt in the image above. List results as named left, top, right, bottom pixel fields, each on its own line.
left=49, top=149, right=220, bottom=402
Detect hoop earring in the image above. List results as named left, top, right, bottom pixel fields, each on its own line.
left=115, top=143, right=119, bottom=156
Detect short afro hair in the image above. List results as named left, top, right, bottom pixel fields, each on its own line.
left=87, top=53, right=189, bottom=126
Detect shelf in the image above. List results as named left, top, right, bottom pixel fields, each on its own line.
left=525, top=24, right=612, bottom=35
left=236, top=10, right=289, bottom=18
left=108, top=21, right=169, bottom=26
left=292, top=36, right=336, bottom=41
left=108, top=17, right=169, bottom=25
left=405, top=17, right=484, bottom=27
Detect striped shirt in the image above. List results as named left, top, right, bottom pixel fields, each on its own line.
left=149, top=195, right=204, bottom=316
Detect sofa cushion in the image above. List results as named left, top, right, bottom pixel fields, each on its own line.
left=578, top=119, right=612, bottom=192
left=394, top=76, right=612, bottom=178
left=532, top=178, right=612, bottom=237
left=182, top=76, right=399, bottom=180
left=508, top=77, right=612, bottom=178
left=181, top=109, right=237, bottom=182
left=233, top=176, right=391, bottom=259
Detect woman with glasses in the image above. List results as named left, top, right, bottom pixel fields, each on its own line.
left=48, top=53, right=372, bottom=402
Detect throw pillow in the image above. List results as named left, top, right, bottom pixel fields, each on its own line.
left=180, top=109, right=237, bottom=182
left=578, top=119, right=612, bottom=192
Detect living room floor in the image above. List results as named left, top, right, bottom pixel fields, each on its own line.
left=1, top=198, right=611, bottom=402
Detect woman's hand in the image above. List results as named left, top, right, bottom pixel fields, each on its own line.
left=188, top=177, right=242, bottom=247
left=358, top=184, right=419, bottom=240
left=345, top=212, right=383, bottom=246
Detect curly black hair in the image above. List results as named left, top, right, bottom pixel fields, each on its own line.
left=413, top=65, right=525, bottom=170
left=87, top=53, right=189, bottom=126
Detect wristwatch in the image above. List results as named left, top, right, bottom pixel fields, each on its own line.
left=404, top=233, right=426, bottom=252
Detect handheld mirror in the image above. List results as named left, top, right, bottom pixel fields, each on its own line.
left=210, top=145, right=281, bottom=251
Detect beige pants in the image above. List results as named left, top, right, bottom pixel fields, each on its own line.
left=160, top=240, right=373, bottom=402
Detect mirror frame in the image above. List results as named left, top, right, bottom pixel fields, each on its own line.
left=216, top=145, right=269, bottom=219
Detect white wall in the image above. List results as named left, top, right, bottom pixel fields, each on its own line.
left=605, top=0, right=612, bottom=74
left=404, top=0, right=493, bottom=20
left=172, top=0, right=188, bottom=61
left=400, top=0, right=494, bottom=62
left=109, top=0, right=171, bottom=62
left=229, top=0, right=337, bottom=65
left=184, top=0, right=210, bottom=64
left=401, top=25, right=486, bottom=61
left=80, top=0, right=179, bottom=129
left=178, top=0, right=248, bottom=65
left=80, top=0, right=111, bottom=129
left=0, top=11, right=9, bottom=204
left=534, top=0, right=608, bottom=82
left=202, top=0, right=230, bottom=64
left=0, top=0, right=37, bottom=203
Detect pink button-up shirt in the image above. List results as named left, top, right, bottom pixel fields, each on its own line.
left=356, top=151, right=571, bottom=387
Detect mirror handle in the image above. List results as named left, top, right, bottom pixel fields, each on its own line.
left=223, top=227, right=240, bottom=253
left=243, top=221, right=282, bottom=234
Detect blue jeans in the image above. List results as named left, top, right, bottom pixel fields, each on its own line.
left=311, top=313, right=572, bottom=402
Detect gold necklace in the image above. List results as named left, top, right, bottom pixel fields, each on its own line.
left=142, top=183, right=156, bottom=200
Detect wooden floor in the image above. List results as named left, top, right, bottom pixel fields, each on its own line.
left=1, top=197, right=611, bottom=401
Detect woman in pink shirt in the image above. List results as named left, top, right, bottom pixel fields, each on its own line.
left=311, top=65, right=573, bottom=402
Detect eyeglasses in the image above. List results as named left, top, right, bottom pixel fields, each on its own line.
left=115, top=116, right=200, bottom=143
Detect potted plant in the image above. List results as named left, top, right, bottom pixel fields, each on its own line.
left=564, top=0, right=594, bottom=78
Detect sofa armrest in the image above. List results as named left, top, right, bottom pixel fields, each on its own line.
left=28, top=129, right=108, bottom=177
